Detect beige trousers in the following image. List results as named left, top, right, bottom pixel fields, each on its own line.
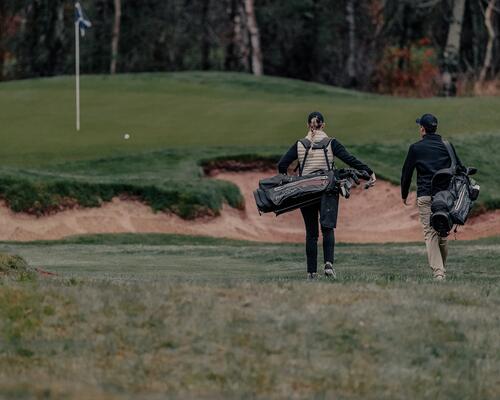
left=417, top=196, right=447, bottom=277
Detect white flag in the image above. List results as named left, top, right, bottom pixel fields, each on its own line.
left=75, top=2, right=92, bottom=37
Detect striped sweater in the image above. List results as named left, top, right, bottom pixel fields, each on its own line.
left=297, top=131, right=334, bottom=175
left=278, top=133, right=373, bottom=176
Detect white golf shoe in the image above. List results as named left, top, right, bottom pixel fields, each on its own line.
left=324, top=262, right=337, bottom=279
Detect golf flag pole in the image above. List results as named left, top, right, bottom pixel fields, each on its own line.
left=74, top=2, right=91, bottom=132
left=75, top=18, right=80, bottom=131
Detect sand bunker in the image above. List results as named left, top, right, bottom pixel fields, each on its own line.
left=0, top=170, right=499, bottom=243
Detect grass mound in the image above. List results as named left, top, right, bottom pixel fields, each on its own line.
left=0, top=253, right=33, bottom=280
left=0, top=174, right=243, bottom=219
left=1, top=72, right=499, bottom=216
left=0, top=133, right=499, bottom=217
left=1, top=72, right=500, bottom=166
left=0, top=148, right=253, bottom=218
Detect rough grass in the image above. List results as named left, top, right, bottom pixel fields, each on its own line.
left=0, top=148, right=250, bottom=218
left=0, top=171, right=244, bottom=219
left=0, top=234, right=499, bottom=399
left=0, top=252, right=33, bottom=281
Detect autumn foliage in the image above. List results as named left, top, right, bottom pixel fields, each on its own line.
left=375, top=39, right=441, bottom=97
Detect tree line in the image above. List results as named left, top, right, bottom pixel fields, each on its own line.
left=0, top=0, right=499, bottom=96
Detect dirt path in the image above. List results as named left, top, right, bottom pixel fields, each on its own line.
left=0, top=171, right=499, bottom=242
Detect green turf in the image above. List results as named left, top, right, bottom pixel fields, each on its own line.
left=0, top=234, right=499, bottom=398
left=1, top=72, right=499, bottom=214
left=2, top=72, right=500, bottom=166
left=2, top=73, right=499, bottom=399
left=0, top=233, right=497, bottom=284
left=2, top=233, right=499, bottom=284
left=1, top=134, right=498, bottom=216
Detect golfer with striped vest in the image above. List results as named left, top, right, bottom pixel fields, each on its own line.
left=278, top=112, right=376, bottom=279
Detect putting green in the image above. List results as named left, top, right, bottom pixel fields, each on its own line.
left=1, top=72, right=500, bottom=166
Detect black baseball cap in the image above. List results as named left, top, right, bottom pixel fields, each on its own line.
left=308, top=111, right=324, bottom=124
left=416, top=113, right=438, bottom=132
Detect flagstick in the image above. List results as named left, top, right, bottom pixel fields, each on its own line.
left=75, top=20, right=80, bottom=132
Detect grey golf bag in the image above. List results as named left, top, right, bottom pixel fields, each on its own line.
left=253, top=168, right=370, bottom=216
left=430, top=141, right=480, bottom=237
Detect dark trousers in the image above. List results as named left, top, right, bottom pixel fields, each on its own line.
left=300, top=202, right=335, bottom=273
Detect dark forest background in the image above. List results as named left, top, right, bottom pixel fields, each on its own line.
left=1, top=0, right=499, bottom=96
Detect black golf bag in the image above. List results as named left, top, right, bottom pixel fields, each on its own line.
left=430, top=141, right=480, bottom=237
left=253, top=168, right=370, bottom=216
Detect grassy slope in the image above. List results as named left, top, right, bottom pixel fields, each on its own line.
left=1, top=138, right=499, bottom=216
left=1, top=72, right=499, bottom=213
left=0, top=234, right=499, bottom=399
left=1, top=72, right=500, bottom=165
left=2, top=73, right=499, bottom=399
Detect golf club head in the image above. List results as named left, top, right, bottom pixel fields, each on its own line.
left=357, top=170, right=371, bottom=181
left=349, top=171, right=360, bottom=185
left=466, top=167, right=477, bottom=176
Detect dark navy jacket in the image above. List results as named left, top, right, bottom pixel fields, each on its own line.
left=401, top=133, right=463, bottom=199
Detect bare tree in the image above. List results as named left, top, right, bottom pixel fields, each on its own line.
left=225, top=0, right=249, bottom=72
left=55, top=3, right=64, bottom=42
left=442, top=0, right=467, bottom=96
left=478, top=0, right=497, bottom=83
left=110, top=0, right=122, bottom=74
left=201, top=0, right=211, bottom=70
left=345, top=0, right=357, bottom=86
left=234, top=1, right=250, bottom=71
left=0, top=2, right=6, bottom=80
left=0, top=0, right=23, bottom=80
left=225, top=0, right=237, bottom=70
left=243, top=0, right=263, bottom=76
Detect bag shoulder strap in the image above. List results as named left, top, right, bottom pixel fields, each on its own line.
left=297, top=139, right=312, bottom=176
left=298, top=138, right=312, bottom=149
left=443, top=140, right=457, bottom=172
left=321, top=138, right=333, bottom=171
left=311, top=137, right=331, bottom=149
left=297, top=138, right=334, bottom=175
left=310, top=138, right=333, bottom=171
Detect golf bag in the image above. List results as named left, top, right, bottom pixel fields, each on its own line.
left=430, top=141, right=480, bottom=237
left=253, top=168, right=370, bottom=216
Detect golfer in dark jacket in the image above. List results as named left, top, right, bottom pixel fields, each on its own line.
left=401, top=114, right=464, bottom=280
left=279, top=111, right=376, bottom=280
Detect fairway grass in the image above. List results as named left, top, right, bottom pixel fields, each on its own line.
left=0, top=234, right=499, bottom=399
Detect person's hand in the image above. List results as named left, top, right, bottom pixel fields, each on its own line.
left=365, top=172, right=377, bottom=188
left=403, top=197, right=409, bottom=206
